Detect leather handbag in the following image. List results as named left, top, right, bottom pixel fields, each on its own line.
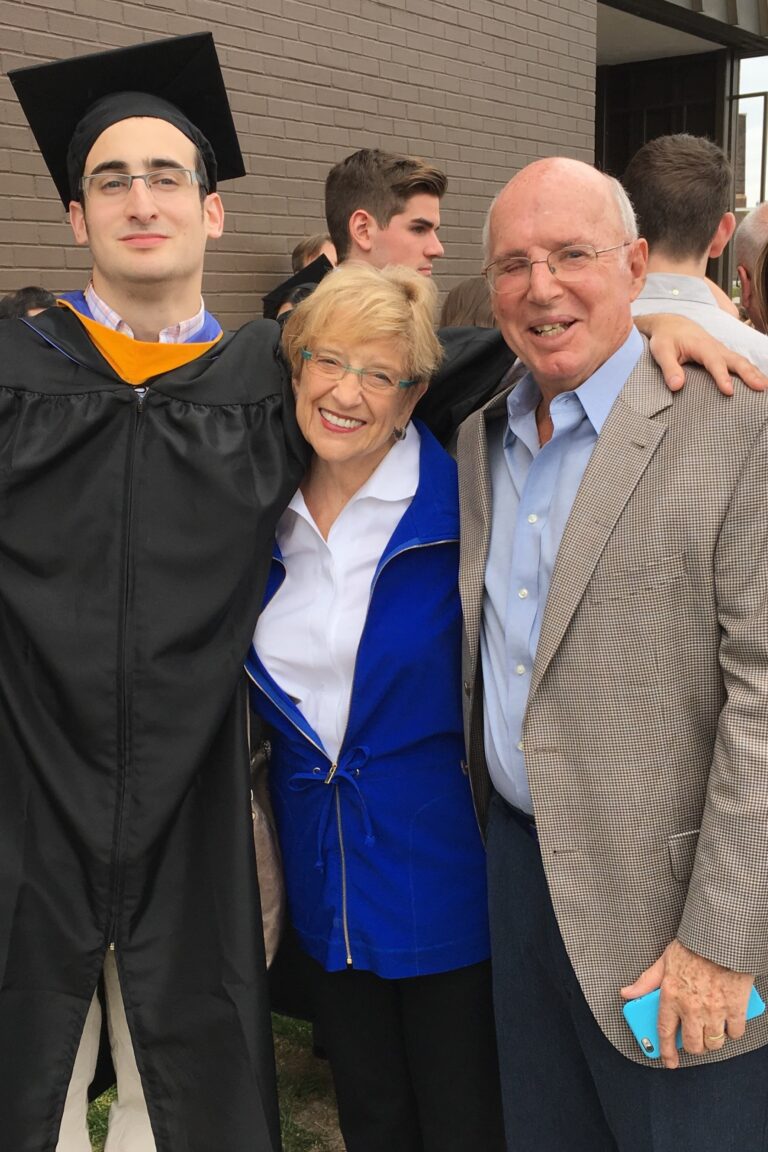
left=248, top=707, right=285, bottom=967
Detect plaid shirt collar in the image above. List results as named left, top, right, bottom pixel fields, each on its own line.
left=84, top=282, right=206, bottom=344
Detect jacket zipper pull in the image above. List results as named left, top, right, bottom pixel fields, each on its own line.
left=324, top=763, right=338, bottom=784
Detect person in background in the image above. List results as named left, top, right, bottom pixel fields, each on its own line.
left=247, top=262, right=505, bottom=1152
left=0, top=284, right=56, bottom=318
left=262, top=234, right=335, bottom=322
left=753, top=239, right=768, bottom=331
left=262, top=253, right=331, bottom=321
left=276, top=282, right=317, bottom=321
left=267, top=148, right=444, bottom=332
left=624, top=133, right=768, bottom=371
left=439, top=275, right=496, bottom=329
left=735, top=201, right=768, bottom=331
left=326, top=148, right=446, bottom=276
left=705, top=278, right=740, bottom=317
left=291, top=232, right=336, bottom=272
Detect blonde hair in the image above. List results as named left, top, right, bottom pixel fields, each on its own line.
left=282, top=262, right=443, bottom=384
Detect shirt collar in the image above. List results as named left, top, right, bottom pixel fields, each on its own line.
left=505, top=325, right=644, bottom=444
left=84, top=282, right=207, bottom=344
left=638, top=273, right=718, bottom=309
left=288, top=420, right=422, bottom=519
left=573, top=325, right=644, bottom=434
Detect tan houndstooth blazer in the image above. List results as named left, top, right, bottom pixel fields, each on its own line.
left=457, top=344, right=768, bottom=1066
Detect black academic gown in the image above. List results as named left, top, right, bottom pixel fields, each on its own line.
left=0, top=307, right=307, bottom=1152
left=415, top=325, right=518, bottom=446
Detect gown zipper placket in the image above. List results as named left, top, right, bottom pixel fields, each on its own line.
left=108, top=388, right=147, bottom=950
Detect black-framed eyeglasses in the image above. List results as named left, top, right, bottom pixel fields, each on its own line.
left=80, top=168, right=203, bottom=199
left=483, top=242, right=632, bottom=294
left=300, top=349, right=416, bottom=392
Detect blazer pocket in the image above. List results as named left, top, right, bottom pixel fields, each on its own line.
left=667, top=828, right=699, bottom=884
left=587, top=551, right=687, bottom=604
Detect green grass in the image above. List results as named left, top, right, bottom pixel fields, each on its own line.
left=87, top=1085, right=115, bottom=1152
left=87, top=1016, right=341, bottom=1152
left=273, top=1015, right=342, bottom=1152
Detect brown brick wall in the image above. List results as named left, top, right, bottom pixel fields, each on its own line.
left=0, top=0, right=596, bottom=327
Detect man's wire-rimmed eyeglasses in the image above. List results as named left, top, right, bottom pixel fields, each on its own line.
left=483, top=242, right=632, bottom=294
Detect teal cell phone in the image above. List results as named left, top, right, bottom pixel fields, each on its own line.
left=622, top=984, right=765, bottom=1059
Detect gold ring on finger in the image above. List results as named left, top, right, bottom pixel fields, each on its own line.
left=705, top=1031, right=726, bottom=1043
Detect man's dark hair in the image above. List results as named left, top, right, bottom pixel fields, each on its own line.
left=193, top=146, right=209, bottom=199
left=325, top=148, right=447, bottom=262
left=622, top=134, right=732, bottom=261
left=291, top=233, right=332, bottom=273
left=0, top=285, right=56, bottom=319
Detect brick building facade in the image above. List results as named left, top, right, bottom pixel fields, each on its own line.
left=0, top=0, right=596, bottom=327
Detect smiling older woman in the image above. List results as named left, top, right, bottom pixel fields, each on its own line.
left=246, top=263, right=504, bottom=1152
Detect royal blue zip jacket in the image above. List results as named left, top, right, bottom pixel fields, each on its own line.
left=246, top=423, right=490, bottom=978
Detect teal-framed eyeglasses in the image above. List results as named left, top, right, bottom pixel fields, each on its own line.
left=80, top=167, right=203, bottom=199
left=300, top=349, right=417, bottom=392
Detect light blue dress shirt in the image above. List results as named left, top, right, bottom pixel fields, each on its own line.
left=481, top=326, right=644, bottom=813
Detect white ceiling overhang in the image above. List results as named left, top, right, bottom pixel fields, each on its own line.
left=599, top=0, right=768, bottom=64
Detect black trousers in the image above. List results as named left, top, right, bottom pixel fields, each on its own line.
left=310, top=958, right=505, bottom=1152
left=487, top=792, right=768, bottom=1152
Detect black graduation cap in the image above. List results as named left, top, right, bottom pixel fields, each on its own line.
left=8, top=33, right=245, bottom=207
left=262, top=254, right=333, bottom=321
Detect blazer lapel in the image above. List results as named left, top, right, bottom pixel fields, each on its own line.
left=457, top=391, right=509, bottom=682
left=529, top=349, right=672, bottom=698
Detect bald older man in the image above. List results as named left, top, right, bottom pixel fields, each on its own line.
left=735, top=202, right=768, bottom=332
left=457, top=158, right=768, bottom=1151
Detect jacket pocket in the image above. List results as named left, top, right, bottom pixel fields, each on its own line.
left=667, top=828, right=699, bottom=884
left=587, top=551, right=687, bottom=604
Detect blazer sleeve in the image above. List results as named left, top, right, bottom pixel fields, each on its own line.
left=676, top=416, right=768, bottom=974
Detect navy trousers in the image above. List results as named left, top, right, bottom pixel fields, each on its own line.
left=486, top=792, right=768, bottom=1152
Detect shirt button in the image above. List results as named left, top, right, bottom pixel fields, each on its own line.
left=515, top=664, right=526, bottom=675
left=517, top=741, right=524, bottom=751
left=463, top=680, right=471, bottom=696
left=518, top=588, right=529, bottom=599
left=527, top=514, right=538, bottom=524
left=671, top=288, right=680, bottom=296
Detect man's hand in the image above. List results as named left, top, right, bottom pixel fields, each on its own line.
left=621, top=939, right=754, bottom=1068
left=635, top=313, right=768, bottom=395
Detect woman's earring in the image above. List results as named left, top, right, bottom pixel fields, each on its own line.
left=393, top=425, right=406, bottom=442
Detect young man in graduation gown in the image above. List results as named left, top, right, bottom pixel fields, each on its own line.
left=1, top=34, right=306, bottom=1152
